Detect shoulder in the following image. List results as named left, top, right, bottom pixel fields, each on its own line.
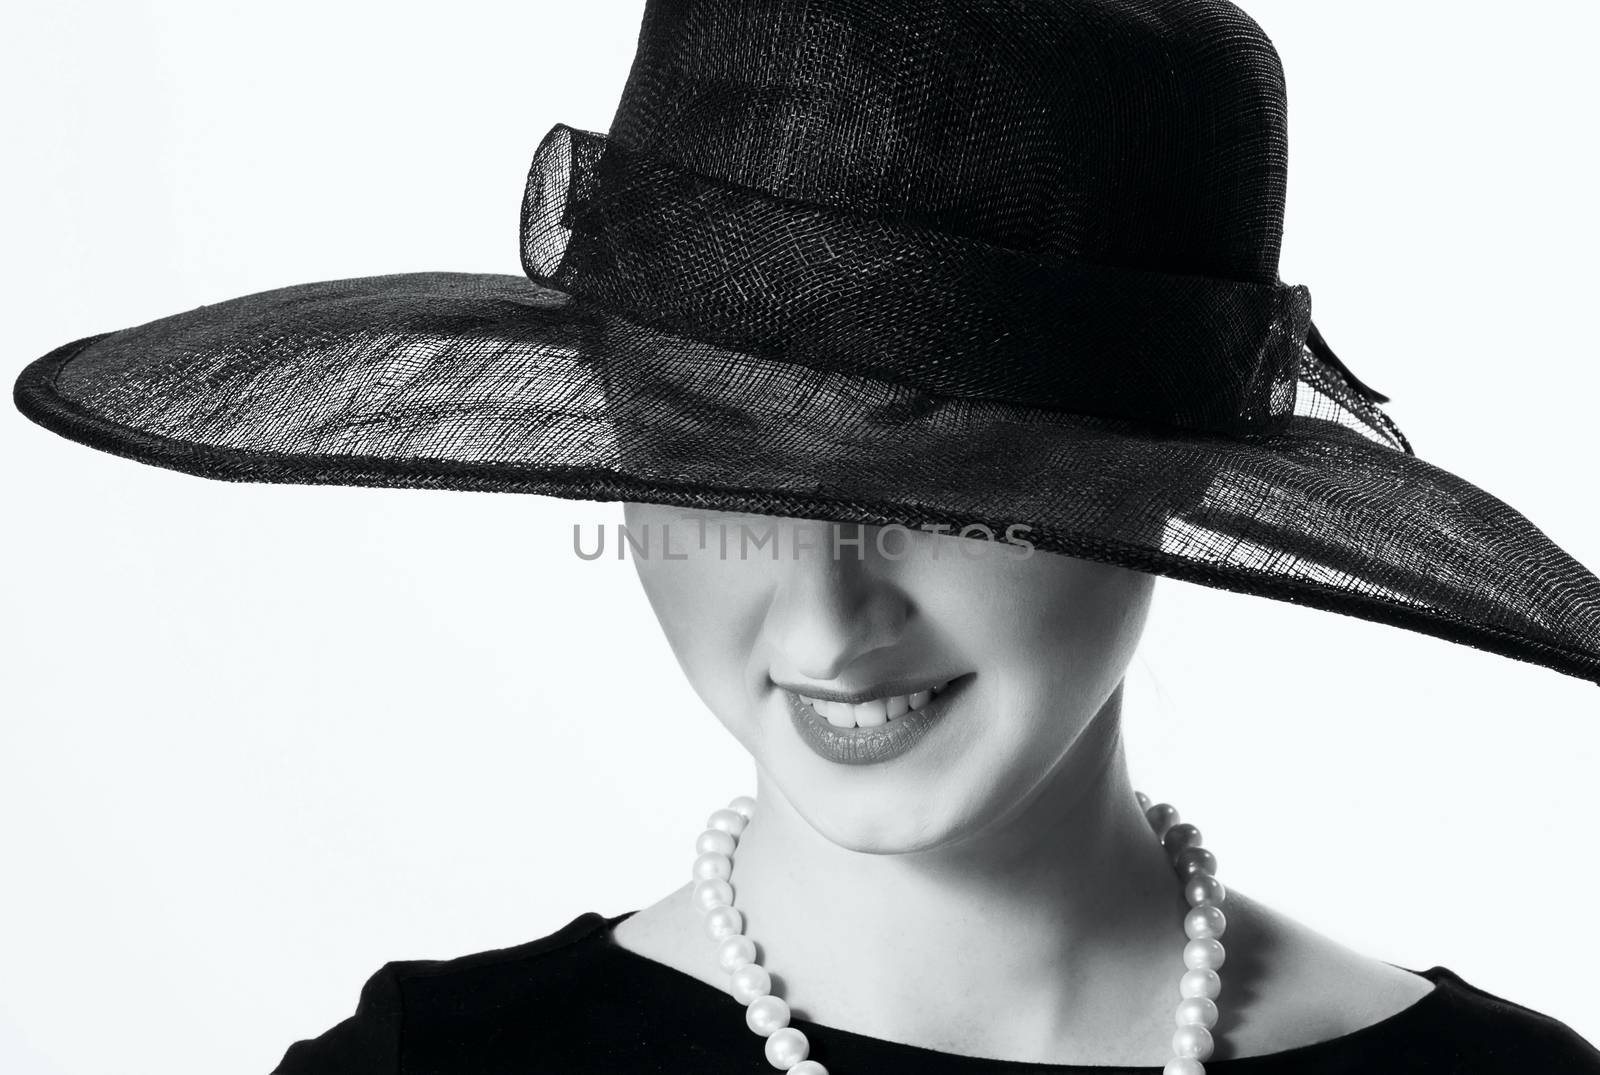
left=1217, top=890, right=1600, bottom=1069
left=609, top=882, right=732, bottom=991
left=374, top=908, right=613, bottom=998
left=269, top=911, right=614, bottom=1075
left=1420, top=966, right=1600, bottom=1069
left=1208, top=888, right=1439, bottom=1059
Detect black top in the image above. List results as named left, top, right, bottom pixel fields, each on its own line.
left=271, top=909, right=1600, bottom=1073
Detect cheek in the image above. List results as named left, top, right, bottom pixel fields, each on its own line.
left=1015, top=553, right=1148, bottom=652
left=964, top=560, right=1149, bottom=741
left=634, top=555, right=771, bottom=719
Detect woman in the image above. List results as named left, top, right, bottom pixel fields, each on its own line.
left=12, top=0, right=1600, bottom=1071
left=257, top=508, right=1598, bottom=1073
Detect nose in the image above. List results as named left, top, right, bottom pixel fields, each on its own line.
left=767, top=521, right=909, bottom=681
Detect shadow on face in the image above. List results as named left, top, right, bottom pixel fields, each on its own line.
left=623, top=502, right=1155, bottom=853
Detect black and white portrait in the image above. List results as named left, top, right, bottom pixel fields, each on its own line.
left=4, top=3, right=1598, bottom=1073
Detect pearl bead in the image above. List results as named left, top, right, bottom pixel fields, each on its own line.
left=693, top=878, right=735, bottom=914
left=708, top=808, right=749, bottom=837
left=706, top=905, right=744, bottom=941
left=1179, top=968, right=1222, bottom=999
left=696, top=828, right=737, bottom=856
left=731, top=962, right=773, bottom=1003
left=1176, top=995, right=1219, bottom=1028
left=1184, top=937, right=1226, bottom=971
left=1162, top=823, right=1203, bottom=857
left=1174, top=847, right=1217, bottom=878
left=693, top=851, right=733, bottom=882
left=765, top=1026, right=810, bottom=1068
left=1184, top=872, right=1227, bottom=908
left=1146, top=803, right=1180, bottom=839
left=695, top=790, right=1228, bottom=1075
left=1184, top=904, right=1226, bottom=940
left=1172, top=1023, right=1215, bottom=1060
left=717, top=933, right=757, bottom=971
left=746, top=994, right=791, bottom=1036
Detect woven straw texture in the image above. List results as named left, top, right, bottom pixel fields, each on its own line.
left=13, top=0, right=1600, bottom=685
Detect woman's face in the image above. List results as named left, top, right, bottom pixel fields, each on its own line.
left=624, top=503, right=1154, bottom=853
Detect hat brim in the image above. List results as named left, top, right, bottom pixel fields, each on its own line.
left=15, top=270, right=1600, bottom=685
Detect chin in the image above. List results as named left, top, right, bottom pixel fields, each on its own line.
left=783, top=775, right=998, bottom=856
left=807, top=810, right=949, bottom=855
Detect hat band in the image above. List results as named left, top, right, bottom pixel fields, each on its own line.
left=520, top=123, right=1311, bottom=436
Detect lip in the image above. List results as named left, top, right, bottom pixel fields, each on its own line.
left=784, top=674, right=972, bottom=766
left=773, top=675, right=959, bottom=705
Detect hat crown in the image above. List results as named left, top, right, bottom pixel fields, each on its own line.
left=607, top=0, right=1290, bottom=285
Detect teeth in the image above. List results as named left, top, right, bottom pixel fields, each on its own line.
left=800, top=680, right=953, bottom=728
left=816, top=699, right=853, bottom=728
left=854, top=699, right=888, bottom=727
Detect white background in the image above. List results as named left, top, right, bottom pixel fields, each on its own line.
left=3, top=2, right=1597, bottom=1072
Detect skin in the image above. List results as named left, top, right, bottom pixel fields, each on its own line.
left=612, top=504, right=1435, bottom=1064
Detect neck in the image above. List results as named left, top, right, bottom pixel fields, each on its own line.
left=724, top=686, right=1189, bottom=1063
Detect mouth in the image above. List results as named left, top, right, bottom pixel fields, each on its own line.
left=789, top=678, right=955, bottom=729
left=781, top=674, right=973, bottom=765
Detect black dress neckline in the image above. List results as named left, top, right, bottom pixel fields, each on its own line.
left=595, top=908, right=1450, bottom=1072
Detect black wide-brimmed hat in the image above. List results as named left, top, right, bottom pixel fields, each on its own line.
left=14, top=0, right=1600, bottom=686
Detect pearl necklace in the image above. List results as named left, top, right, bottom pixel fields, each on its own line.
left=689, top=791, right=1227, bottom=1075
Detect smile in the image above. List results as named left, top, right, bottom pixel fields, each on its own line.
left=783, top=675, right=972, bottom=766
left=795, top=680, right=952, bottom=728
